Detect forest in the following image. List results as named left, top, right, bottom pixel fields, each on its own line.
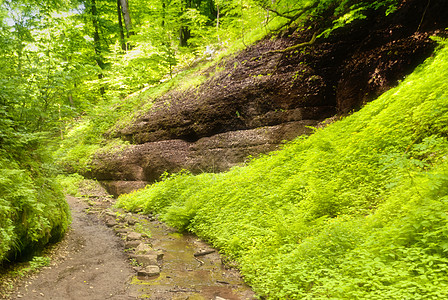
left=1, top=0, right=448, bottom=299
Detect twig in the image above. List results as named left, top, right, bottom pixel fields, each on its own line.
left=193, top=250, right=215, bottom=257
left=268, top=32, right=318, bottom=54
left=417, top=0, right=431, bottom=32
left=194, top=257, right=204, bottom=265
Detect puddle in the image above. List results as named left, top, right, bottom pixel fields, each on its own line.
left=131, top=218, right=255, bottom=300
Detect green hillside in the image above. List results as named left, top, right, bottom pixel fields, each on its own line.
left=0, top=0, right=405, bottom=266
left=117, top=40, right=448, bottom=298
left=2, top=0, right=447, bottom=298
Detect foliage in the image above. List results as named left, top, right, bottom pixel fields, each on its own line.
left=54, top=0, right=403, bottom=175
left=116, top=42, right=448, bottom=298
left=0, top=149, right=70, bottom=262
left=56, top=173, right=86, bottom=197
left=0, top=0, right=71, bottom=264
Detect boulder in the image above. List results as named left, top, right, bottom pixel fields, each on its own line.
left=92, top=121, right=320, bottom=189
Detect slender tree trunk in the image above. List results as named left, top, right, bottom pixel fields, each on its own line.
left=91, top=0, right=105, bottom=94
left=240, top=0, right=246, bottom=46
left=120, top=0, right=133, bottom=37
left=91, top=0, right=103, bottom=69
left=117, top=0, right=126, bottom=50
left=68, top=94, right=74, bottom=107
left=179, top=0, right=192, bottom=47
left=216, top=3, right=220, bottom=42
left=161, top=0, right=166, bottom=27
left=180, top=26, right=191, bottom=47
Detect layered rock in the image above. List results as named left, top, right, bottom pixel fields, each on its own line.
left=86, top=0, right=448, bottom=196
left=92, top=121, right=319, bottom=196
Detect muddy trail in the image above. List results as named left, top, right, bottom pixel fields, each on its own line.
left=9, top=190, right=255, bottom=300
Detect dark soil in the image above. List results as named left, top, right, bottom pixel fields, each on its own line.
left=5, top=187, right=255, bottom=300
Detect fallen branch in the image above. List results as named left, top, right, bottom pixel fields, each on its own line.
left=194, top=256, right=204, bottom=265
left=268, top=32, right=318, bottom=54
left=193, top=250, right=215, bottom=257
left=262, top=1, right=320, bottom=29
left=262, top=1, right=319, bottom=22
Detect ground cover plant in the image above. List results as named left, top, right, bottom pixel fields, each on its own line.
left=0, top=142, right=70, bottom=263
left=116, top=40, right=448, bottom=299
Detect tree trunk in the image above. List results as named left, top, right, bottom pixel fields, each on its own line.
left=120, top=0, right=133, bottom=37
left=179, top=0, right=192, bottom=46
left=180, top=26, right=191, bottom=47
left=161, top=0, right=166, bottom=27
left=216, top=3, right=220, bottom=42
left=117, top=0, right=126, bottom=50
left=91, top=0, right=105, bottom=94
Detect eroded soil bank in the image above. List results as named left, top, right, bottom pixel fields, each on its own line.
left=7, top=191, right=255, bottom=300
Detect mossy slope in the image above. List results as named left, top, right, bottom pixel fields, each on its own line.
left=117, top=41, right=448, bottom=298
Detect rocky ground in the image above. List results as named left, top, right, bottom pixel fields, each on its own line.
left=4, top=185, right=255, bottom=300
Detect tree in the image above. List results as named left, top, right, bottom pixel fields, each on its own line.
left=117, top=0, right=126, bottom=50
left=119, top=0, right=133, bottom=37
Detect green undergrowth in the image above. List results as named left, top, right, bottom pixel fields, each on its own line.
left=54, top=64, right=209, bottom=174
left=55, top=0, right=400, bottom=176
left=56, top=173, right=99, bottom=198
left=0, top=142, right=70, bottom=264
left=116, top=41, right=448, bottom=299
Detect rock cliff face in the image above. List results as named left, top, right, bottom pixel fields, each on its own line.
left=88, top=0, right=448, bottom=196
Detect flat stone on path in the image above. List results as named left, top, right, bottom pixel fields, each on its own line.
left=130, top=254, right=158, bottom=266
left=126, top=232, right=142, bottom=241
left=124, top=240, right=141, bottom=249
left=135, top=243, right=152, bottom=254
left=137, top=265, right=160, bottom=277
left=105, top=215, right=118, bottom=227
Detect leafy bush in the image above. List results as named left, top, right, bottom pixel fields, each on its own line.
left=116, top=41, right=448, bottom=298
left=0, top=147, right=70, bottom=262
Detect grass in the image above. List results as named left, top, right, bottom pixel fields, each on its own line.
left=116, top=40, right=448, bottom=299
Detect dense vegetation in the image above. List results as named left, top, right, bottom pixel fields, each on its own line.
left=2, top=0, right=447, bottom=299
left=117, top=41, right=448, bottom=298
left=0, top=0, right=72, bottom=262
left=54, top=0, right=401, bottom=173
left=0, top=142, right=70, bottom=262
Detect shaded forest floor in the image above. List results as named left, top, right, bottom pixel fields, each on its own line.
left=4, top=189, right=255, bottom=300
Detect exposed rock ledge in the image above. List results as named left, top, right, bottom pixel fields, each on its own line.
left=84, top=0, right=448, bottom=196
left=90, top=120, right=319, bottom=196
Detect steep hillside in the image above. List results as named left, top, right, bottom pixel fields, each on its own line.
left=117, top=39, right=448, bottom=299
left=59, top=0, right=448, bottom=195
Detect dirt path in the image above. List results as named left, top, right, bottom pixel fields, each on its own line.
left=12, top=196, right=139, bottom=300
left=10, top=193, right=255, bottom=300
